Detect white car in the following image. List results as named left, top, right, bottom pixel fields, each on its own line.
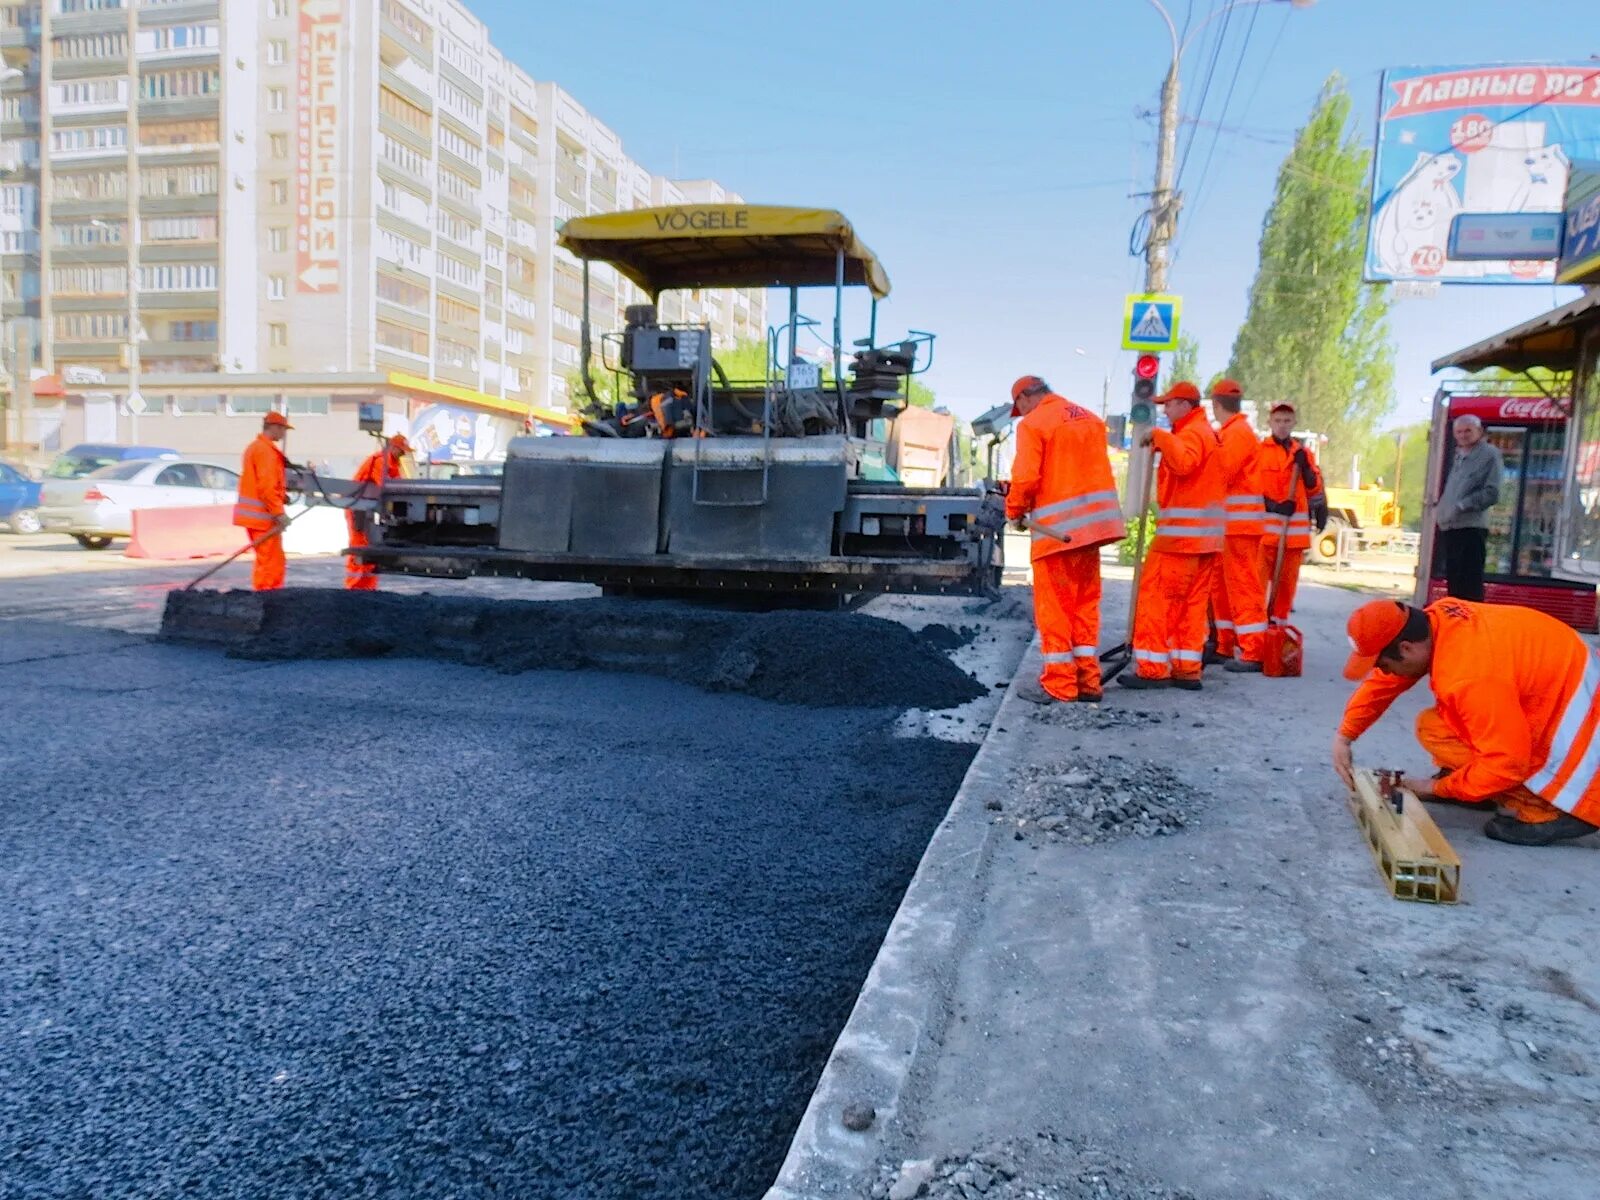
left=38, top=458, right=240, bottom=550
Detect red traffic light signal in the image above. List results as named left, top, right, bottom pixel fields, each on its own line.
left=1134, top=354, right=1160, bottom=380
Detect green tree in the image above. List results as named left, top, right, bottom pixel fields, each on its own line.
left=1354, top=420, right=1430, bottom=531
left=1227, top=75, right=1395, bottom=480
left=1163, top=334, right=1200, bottom=390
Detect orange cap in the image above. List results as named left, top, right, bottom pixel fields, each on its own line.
left=388, top=433, right=411, bottom=452
left=1010, top=375, right=1048, bottom=416
left=1157, top=381, right=1201, bottom=403
left=1210, top=379, right=1243, bottom=399
left=263, top=411, right=294, bottom=429
left=1343, top=599, right=1410, bottom=680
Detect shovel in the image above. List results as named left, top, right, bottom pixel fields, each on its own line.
left=1099, top=440, right=1158, bottom=683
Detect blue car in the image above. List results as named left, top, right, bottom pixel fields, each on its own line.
left=0, top=460, right=43, bottom=535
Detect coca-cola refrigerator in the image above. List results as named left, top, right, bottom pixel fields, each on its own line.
left=1416, top=391, right=1597, bottom=631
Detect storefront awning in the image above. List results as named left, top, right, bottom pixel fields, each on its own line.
left=1432, top=290, right=1600, bottom=374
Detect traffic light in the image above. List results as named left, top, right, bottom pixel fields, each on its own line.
left=1131, top=354, right=1160, bottom=425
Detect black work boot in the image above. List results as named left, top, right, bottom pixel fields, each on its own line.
left=1203, top=647, right=1230, bottom=666
left=1017, top=681, right=1067, bottom=705
left=1483, top=814, right=1599, bottom=846
left=1170, top=676, right=1203, bottom=692
left=1118, top=674, right=1170, bottom=691
left=1224, top=658, right=1264, bottom=674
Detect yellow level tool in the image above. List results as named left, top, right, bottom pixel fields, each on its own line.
left=1347, top=767, right=1461, bottom=904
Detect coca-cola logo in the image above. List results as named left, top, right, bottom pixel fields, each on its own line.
left=1498, top=397, right=1564, bottom=420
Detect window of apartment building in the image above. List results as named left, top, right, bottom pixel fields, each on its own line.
left=483, top=203, right=505, bottom=233
left=379, top=134, right=428, bottom=178
left=269, top=178, right=288, bottom=205
left=52, top=32, right=126, bottom=59
left=268, top=0, right=288, bottom=18
left=507, top=252, right=535, bottom=285
left=169, top=393, right=223, bottom=415
left=266, top=39, right=286, bottom=65
left=380, top=0, right=430, bottom=50
left=554, top=342, right=580, bottom=367
left=53, top=219, right=123, bottom=246
left=140, top=24, right=218, bottom=53
left=269, top=323, right=287, bottom=347
left=269, top=133, right=288, bottom=159
left=140, top=119, right=218, bottom=147
left=487, top=126, right=504, bottom=153
left=1, top=4, right=40, bottom=30
left=484, top=242, right=504, bottom=269
left=169, top=319, right=218, bottom=342
left=437, top=295, right=477, bottom=327
left=509, top=179, right=536, bottom=209
left=0, top=230, right=37, bottom=253
left=5, top=183, right=37, bottom=215
left=437, top=35, right=481, bottom=82
left=227, top=394, right=279, bottom=415
left=139, top=68, right=220, bottom=99
left=144, top=215, right=217, bottom=241
left=284, top=394, right=330, bottom=416
left=268, top=275, right=285, bottom=300
left=378, top=87, right=429, bottom=135
left=379, top=179, right=430, bottom=226
left=54, top=312, right=130, bottom=340
left=52, top=78, right=125, bottom=108
left=138, top=263, right=218, bottom=291
left=437, top=336, right=477, bottom=371
left=438, top=77, right=482, bottom=124
left=552, top=198, right=579, bottom=224
left=376, top=271, right=428, bottom=311
left=2, top=270, right=40, bottom=303
left=435, top=208, right=478, bottom=249
left=375, top=320, right=427, bottom=357
left=140, top=162, right=218, bottom=197
left=50, top=265, right=127, bottom=295
left=511, top=108, right=537, bottom=142
left=1, top=96, right=38, bottom=122
left=506, top=292, right=535, bottom=322
left=378, top=228, right=425, bottom=268
left=436, top=253, right=479, bottom=290
left=267, top=88, right=286, bottom=114
left=552, top=307, right=581, bottom=332
left=55, top=0, right=123, bottom=13
left=268, top=227, right=287, bottom=252
left=437, top=125, right=481, bottom=167
left=50, top=169, right=126, bottom=201
left=49, top=126, right=126, bottom=154
left=438, top=166, right=475, bottom=204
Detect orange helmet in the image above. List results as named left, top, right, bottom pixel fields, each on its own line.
left=388, top=433, right=412, bottom=453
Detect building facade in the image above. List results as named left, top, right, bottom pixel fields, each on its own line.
left=0, top=0, right=763, bottom=457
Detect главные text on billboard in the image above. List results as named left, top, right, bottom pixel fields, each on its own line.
left=1367, top=64, right=1600, bottom=285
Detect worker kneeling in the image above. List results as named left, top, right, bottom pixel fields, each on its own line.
left=1122, top=381, right=1225, bottom=692
left=1005, top=376, right=1124, bottom=703
left=1332, top=598, right=1600, bottom=847
left=345, top=433, right=411, bottom=591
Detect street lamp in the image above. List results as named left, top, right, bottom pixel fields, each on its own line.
left=1140, top=0, right=1314, bottom=292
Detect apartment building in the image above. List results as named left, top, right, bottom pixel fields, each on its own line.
left=0, top=0, right=764, bottom=453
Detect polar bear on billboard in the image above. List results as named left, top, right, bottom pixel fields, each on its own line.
left=1509, top=143, right=1570, bottom=212
left=1372, top=151, right=1463, bottom=277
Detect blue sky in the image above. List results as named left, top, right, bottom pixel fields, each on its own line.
left=477, top=0, right=1591, bottom=429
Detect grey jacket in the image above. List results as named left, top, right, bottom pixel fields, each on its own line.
left=1437, top=438, right=1503, bottom=531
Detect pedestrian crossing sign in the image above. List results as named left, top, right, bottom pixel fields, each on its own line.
left=1121, top=293, right=1181, bottom=352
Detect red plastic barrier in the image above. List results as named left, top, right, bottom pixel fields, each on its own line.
left=125, top=505, right=250, bottom=560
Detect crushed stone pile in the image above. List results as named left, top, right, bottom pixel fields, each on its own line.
left=1027, top=704, right=1163, bottom=731
left=871, top=1133, right=1202, bottom=1200
left=1006, top=756, right=1201, bottom=844
left=162, top=588, right=987, bottom=711
left=918, top=623, right=981, bottom=652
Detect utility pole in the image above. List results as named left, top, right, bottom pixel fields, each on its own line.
left=1146, top=54, right=1181, bottom=293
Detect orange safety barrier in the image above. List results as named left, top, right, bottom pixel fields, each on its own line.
left=125, top=505, right=251, bottom=560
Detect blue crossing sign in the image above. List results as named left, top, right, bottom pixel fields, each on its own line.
left=1121, top=293, right=1181, bottom=352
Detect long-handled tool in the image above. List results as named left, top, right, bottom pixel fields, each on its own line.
left=180, top=511, right=308, bottom=591
left=1099, top=440, right=1158, bottom=682
left=1261, top=473, right=1304, bottom=677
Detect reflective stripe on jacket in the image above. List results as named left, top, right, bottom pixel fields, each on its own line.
left=1149, top=407, right=1224, bottom=555
left=1004, top=392, right=1124, bottom=563
left=1216, top=412, right=1264, bottom=539
left=1257, top=435, right=1323, bottom=551
left=234, top=433, right=288, bottom=530
left=1338, top=599, right=1600, bottom=824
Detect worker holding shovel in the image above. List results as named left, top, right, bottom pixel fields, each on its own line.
left=232, top=411, right=294, bottom=591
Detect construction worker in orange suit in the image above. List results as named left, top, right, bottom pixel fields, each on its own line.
left=233, top=411, right=292, bottom=591
left=1333, top=597, right=1600, bottom=847
left=1004, top=375, right=1125, bottom=704
left=345, top=433, right=411, bottom=591
left=1206, top=379, right=1268, bottom=673
left=1256, top=402, right=1327, bottom=628
left=1122, top=380, right=1225, bottom=692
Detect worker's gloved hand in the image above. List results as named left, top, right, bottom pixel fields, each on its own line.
left=1265, top=498, right=1295, bottom=517
left=1310, top=494, right=1330, bottom=532
left=975, top=492, right=1008, bottom=533
left=1294, top=446, right=1317, bottom=489
left=1010, top=516, right=1029, bottom=533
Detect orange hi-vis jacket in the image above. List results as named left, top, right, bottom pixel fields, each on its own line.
left=1216, top=413, right=1264, bottom=539
left=234, top=434, right=288, bottom=531
left=354, top=449, right=406, bottom=490
left=1149, top=406, right=1224, bottom=555
left=1340, top=599, right=1600, bottom=824
left=1258, top=434, right=1324, bottom=551
left=1005, top=392, right=1124, bottom=563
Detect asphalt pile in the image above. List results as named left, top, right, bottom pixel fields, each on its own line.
left=871, top=1133, right=1203, bottom=1200
left=162, top=588, right=986, bottom=711
left=1006, top=756, right=1201, bottom=845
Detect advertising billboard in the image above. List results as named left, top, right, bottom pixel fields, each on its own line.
left=1367, top=64, right=1600, bottom=284
left=1556, top=159, right=1600, bottom=284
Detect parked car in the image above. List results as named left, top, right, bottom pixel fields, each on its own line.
left=44, top=444, right=179, bottom=481
left=0, top=460, right=43, bottom=535
left=38, top=457, right=240, bottom=550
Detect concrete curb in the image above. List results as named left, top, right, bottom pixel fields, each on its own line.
left=763, top=638, right=1037, bottom=1199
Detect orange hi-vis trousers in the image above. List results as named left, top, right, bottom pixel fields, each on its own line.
left=1211, top=536, right=1269, bottom=662
left=246, top=526, right=286, bottom=591
left=345, top=517, right=377, bottom=591
left=1133, top=550, right=1217, bottom=680
left=1415, top=706, right=1558, bottom=824
left=1260, top=542, right=1303, bottom=625
left=1033, top=546, right=1103, bottom=700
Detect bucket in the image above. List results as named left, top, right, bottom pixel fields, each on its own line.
left=1263, top=624, right=1303, bottom=678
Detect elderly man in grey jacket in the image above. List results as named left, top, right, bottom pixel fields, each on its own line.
left=1435, top=414, right=1503, bottom=601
